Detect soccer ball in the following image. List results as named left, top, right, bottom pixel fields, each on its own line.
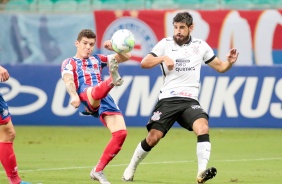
left=111, top=29, right=135, bottom=53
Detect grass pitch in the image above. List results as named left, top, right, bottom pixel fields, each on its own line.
left=0, top=127, right=282, bottom=184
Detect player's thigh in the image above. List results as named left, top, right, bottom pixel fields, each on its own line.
left=0, top=120, right=16, bottom=141
left=86, top=87, right=100, bottom=108
left=104, top=114, right=126, bottom=133
left=177, top=105, right=208, bottom=131
left=147, top=99, right=182, bottom=136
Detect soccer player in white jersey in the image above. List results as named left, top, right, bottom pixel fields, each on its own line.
left=61, top=29, right=131, bottom=184
left=122, top=11, right=239, bottom=184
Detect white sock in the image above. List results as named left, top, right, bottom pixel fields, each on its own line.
left=197, top=142, right=211, bottom=176
left=128, top=142, right=149, bottom=168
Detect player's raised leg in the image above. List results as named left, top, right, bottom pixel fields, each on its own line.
left=108, top=56, right=123, bottom=86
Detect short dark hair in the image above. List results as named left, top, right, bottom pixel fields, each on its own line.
left=173, top=12, right=193, bottom=27
left=77, top=29, right=96, bottom=41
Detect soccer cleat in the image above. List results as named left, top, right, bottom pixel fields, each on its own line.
left=108, top=58, right=123, bottom=86
left=196, top=167, right=217, bottom=183
left=90, top=168, right=111, bottom=184
left=19, top=181, right=31, bottom=184
left=122, top=166, right=136, bottom=182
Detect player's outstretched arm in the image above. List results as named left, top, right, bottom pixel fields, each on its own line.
left=62, top=73, right=80, bottom=108
left=208, top=48, right=239, bottom=73
left=103, top=40, right=131, bottom=63
left=141, top=54, right=174, bottom=70
left=115, top=52, right=131, bottom=63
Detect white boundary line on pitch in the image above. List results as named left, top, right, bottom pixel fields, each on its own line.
left=0, top=157, right=281, bottom=174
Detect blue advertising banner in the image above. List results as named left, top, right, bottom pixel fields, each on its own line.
left=0, top=65, right=281, bottom=128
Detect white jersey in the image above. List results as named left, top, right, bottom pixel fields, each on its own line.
left=151, top=37, right=215, bottom=101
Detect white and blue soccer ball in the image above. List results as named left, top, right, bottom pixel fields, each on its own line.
left=111, top=29, right=135, bottom=53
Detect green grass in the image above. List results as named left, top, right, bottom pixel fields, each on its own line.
left=1, top=127, right=282, bottom=184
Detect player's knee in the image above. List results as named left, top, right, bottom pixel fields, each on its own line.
left=141, top=138, right=154, bottom=151
left=117, top=129, right=127, bottom=140
left=146, top=133, right=162, bottom=146
left=193, top=118, right=209, bottom=135
left=91, top=85, right=108, bottom=100
left=113, top=129, right=127, bottom=146
left=200, top=124, right=209, bottom=134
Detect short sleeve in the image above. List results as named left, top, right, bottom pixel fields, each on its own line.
left=202, top=41, right=216, bottom=64
left=97, top=54, right=108, bottom=68
left=61, top=58, right=75, bottom=78
left=151, top=38, right=167, bottom=57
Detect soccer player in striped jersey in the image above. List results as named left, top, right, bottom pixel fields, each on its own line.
left=61, top=29, right=131, bottom=184
left=0, top=66, right=31, bottom=184
left=122, top=11, right=239, bottom=184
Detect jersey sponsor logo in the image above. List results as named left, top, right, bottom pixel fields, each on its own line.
left=175, top=66, right=195, bottom=72
left=175, top=59, right=193, bottom=72
left=170, top=91, right=192, bottom=97
left=176, top=59, right=190, bottom=63
left=151, top=111, right=162, bottom=121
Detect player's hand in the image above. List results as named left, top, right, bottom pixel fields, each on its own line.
left=0, top=66, right=10, bottom=82
left=103, top=40, right=114, bottom=51
left=227, top=48, right=239, bottom=64
left=163, top=56, right=174, bottom=71
left=70, top=96, right=80, bottom=109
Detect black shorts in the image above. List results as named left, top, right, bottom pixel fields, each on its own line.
left=146, top=97, right=208, bottom=136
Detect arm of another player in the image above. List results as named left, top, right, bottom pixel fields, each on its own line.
left=208, top=48, right=239, bottom=73
left=103, top=40, right=131, bottom=63
left=62, top=73, right=80, bottom=108
left=141, top=54, right=174, bottom=71
left=0, top=66, right=10, bottom=82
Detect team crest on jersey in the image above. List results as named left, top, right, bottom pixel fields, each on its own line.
left=193, top=46, right=200, bottom=55
left=90, top=58, right=98, bottom=65
left=151, top=111, right=162, bottom=121
left=93, top=64, right=98, bottom=69
left=89, top=58, right=99, bottom=70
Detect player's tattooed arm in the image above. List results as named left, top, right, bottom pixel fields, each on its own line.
left=63, top=74, right=76, bottom=95
left=63, top=73, right=80, bottom=108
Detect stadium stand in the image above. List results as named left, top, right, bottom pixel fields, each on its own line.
left=4, top=0, right=31, bottom=11
left=0, top=0, right=281, bottom=12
